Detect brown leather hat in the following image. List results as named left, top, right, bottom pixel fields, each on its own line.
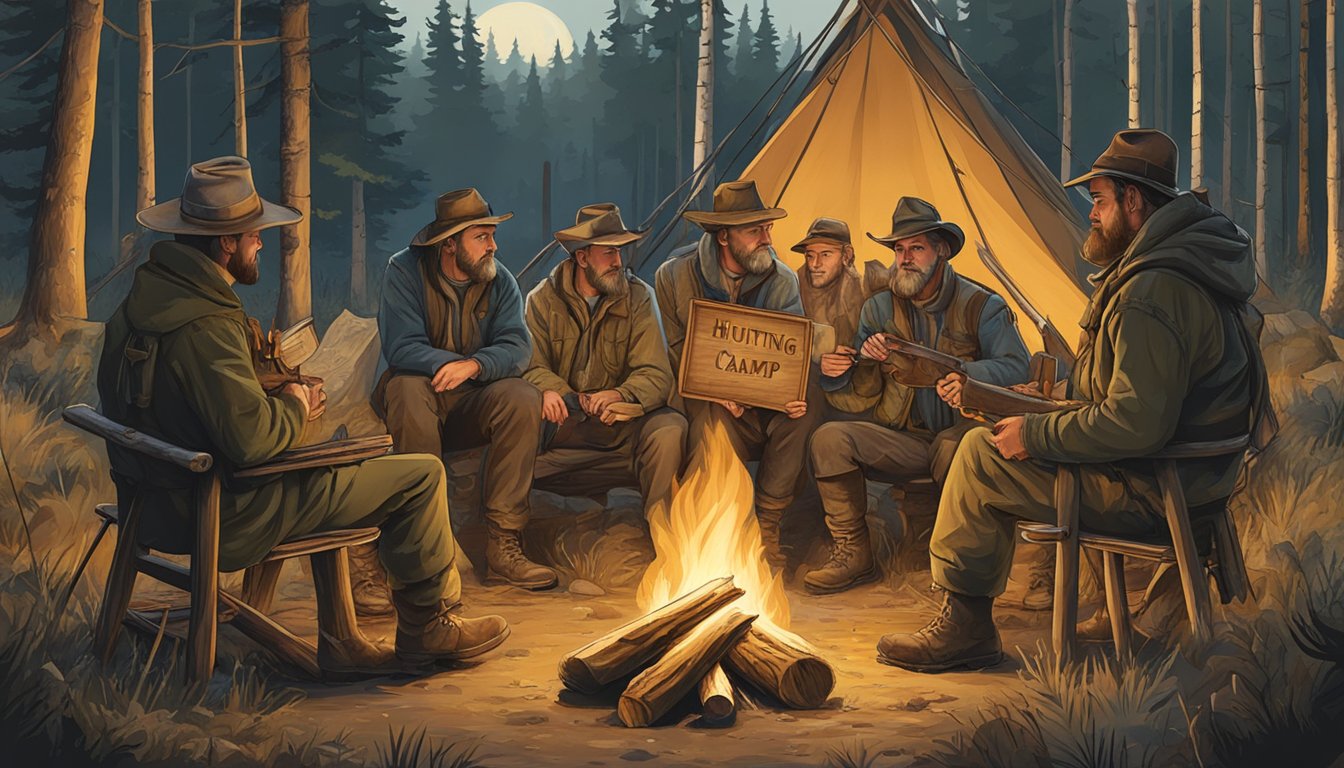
left=1064, top=129, right=1181, bottom=198
left=683, top=180, right=787, bottom=229
left=555, top=203, right=645, bottom=254
left=866, top=197, right=965, bottom=256
left=136, top=156, right=302, bottom=235
left=411, top=188, right=513, bottom=247
left=791, top=217, right=852, bottom=254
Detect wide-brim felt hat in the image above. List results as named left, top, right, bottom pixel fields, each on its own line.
left=555, top=203, right=646, bottom=253
left=1063, top=128, right=1181, bottom=198
left=791, top=216, right=852, bottom=254
left=683, top=180, right=787, bottom=228
left=411, top=188, right=513, bottom=247
left=136, top=156, right=302, bottom=235
left=866, top=197, right=965, bottom=256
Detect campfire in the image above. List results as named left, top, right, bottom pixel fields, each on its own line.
left=558, top=421, right=835, bottom=727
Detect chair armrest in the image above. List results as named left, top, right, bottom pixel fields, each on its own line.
left=232, top=435, right=394, bottom=478
left=1149, top=435, right=1250, bottom=460
left=63, top=404, right=213, bottom=473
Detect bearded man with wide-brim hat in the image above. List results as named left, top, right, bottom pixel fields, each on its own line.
left=373, top=188, right=559, bottom=591
left=653, top=179, right=821, bottom=569
left=875, top=129, right=1274, bottom=673
left=98, top=157, right=510, bottom=674
left=806, top=196, right=1031, bottom=596
left=524, top=204, right=687, bottom=520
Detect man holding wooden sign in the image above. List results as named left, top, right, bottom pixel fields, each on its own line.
left=655, top=180, right=821, bottom=567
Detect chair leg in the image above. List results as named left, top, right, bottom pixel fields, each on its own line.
left=187, top=472, right=221, bottom=687
left=1156, top=462, right=1214, bottom=646
left=1102, top=551, right=1132, bottom=659
left=95, top=498, right=143, bottom=665
left=241, top=561, right=284, bottom=615
left=1051, top=465, right=1081, bottom=663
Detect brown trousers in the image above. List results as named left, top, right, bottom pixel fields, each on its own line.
left=382, top=374, right=542, bottom=531
left=533, top=407, right=687, bottom=512
left=809, top=419, right=981, bottom=484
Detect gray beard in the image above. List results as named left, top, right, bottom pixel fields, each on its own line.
left=732, top=243, right=776, bottom=275
left=585, top=263, right=629, bottom=297
left=890, top=263, right=937, bottom=298
left=458, top=251, right=497, bottom=283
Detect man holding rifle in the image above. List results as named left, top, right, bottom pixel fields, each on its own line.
left=805, top=197, right=1030, bottom=595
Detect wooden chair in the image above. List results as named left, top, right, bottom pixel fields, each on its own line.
left=1019, top=436, right=1252, bottom=661
left=63, top=404, right=394, bottom=686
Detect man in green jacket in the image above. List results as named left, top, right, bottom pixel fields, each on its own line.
left=98, top=157, right=508, bottom=673
left=876, top=130, right=1268, bottom=672
left=526, top=204, right=687, bottom=515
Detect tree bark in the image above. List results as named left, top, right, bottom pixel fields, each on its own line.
left=278, top=0, right=312, bottom=330
left=1128, top=0, right=1140, bottom=128
left=1191, top=0, right=1204, bottom=189
left=559, top=576, right=744, bottom=694
left=1153, top=0, right=1163, bottom=130
left=1298, top=0, right=1312, bottom=267
left=350, top=178, right=366, bottom=312
left=1321, top=0, right=1344, bottom=331
left=1060, top=0, right=1074, bottom=182
left=1223, top=2, right=1234, bottom=212
left=722, top=623, right=835, bottom=709
left=1253, top=0, right=1269, bottom=281
left=692, top=0, right=715, bottom=203
left=3, top=0, right=105, bottom=339
left=185, top=11, right=194, bottom=166
left=112, top=32, right=122, bottom=265
left=137, top=0, right=155, bottom=213
left=233, top=0, right=248, bottom=157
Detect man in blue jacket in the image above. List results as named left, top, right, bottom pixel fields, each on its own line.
left=375, top=188, right=555, bottom=590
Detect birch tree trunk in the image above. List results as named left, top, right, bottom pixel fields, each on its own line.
left=137, top=0, right=155, bottom=213
left=111, top=33, right=121, bottom=264
left=1321, top=0, right=1344, bottom=331
left=277, top=0, right=312, bottom=329
left=233, top=0, right=248, bottom=158
left=2, top=0, right=105, bottom=339
left=185, top=11, right=194, bottom=165
left=1154, top=0, right=1163, bottom=130
left=1191, top=0, right=1204, bottom=189
left=1298, top=0, right=1312, bottom=267
left=1060, top=0, right=1075, bottom=182
left=1253, top=0, right=1269, bottom=281
left=1223, top=2, right=1234, bottom=212
left=692, top=0, right=714, bottom=202
left=351, top=179, right=366, bottom=311
left=1128, top=0, right=1141, bottom=128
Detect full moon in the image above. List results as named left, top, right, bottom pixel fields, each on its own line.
left=478, top=2, right=576, bottom=66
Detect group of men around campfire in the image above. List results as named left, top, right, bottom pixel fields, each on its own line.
left=99, top=128, right=1269, bottom=676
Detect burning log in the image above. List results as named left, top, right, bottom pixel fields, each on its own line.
left=559, top=576, right=745, bottom=694
left=697, top=664, right=735, bottom=723
left=618, top=607, right=757, bottom=727
left=723, top=624, right=836, bottom=709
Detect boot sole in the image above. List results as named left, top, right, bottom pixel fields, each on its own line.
left=484, top=571, right=559, bottom=591
left=397, top=625, right=512, bottom=666
left=875, top=650, right=1004, bottom=673
left=803, top=567, right=880, bottom=595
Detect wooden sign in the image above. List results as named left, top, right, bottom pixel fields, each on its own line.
left=678, top=299, right=812, bottom=412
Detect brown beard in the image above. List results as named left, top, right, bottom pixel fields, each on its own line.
left=730, top=241, right=776, bottom=275
left=457, top=249, right=498, bottom=283
left=584, top=262, right=629, bottom=297
left=1082, top=215, right=1138, bottom=267
left=227, top=247, right=259, bottom=285
left=890, top=261, right=937, bottom=298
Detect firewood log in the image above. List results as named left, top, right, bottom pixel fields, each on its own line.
left=618, top=608, right=756, bottom=727
left=697, top=664, right=735, bottom=723
left=559, top=576, right=743, bottom=694
left=723, top=623, right=835, bottom=708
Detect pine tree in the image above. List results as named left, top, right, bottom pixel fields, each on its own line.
left=0, top=0, right=65, bottom=253
left=548, top=40, right=569, bottom=99
left=749, top=0, right=781, bottom=85
left=504, top=37, right=527, bottom=79
left=517, top=55, right=547, bottom=147
left=733, top=3, right=752, bottom=76
left=484, top=28, right=503, bottom=81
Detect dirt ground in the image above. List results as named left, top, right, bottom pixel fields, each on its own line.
left=203, top=561, right=1065, bottom=768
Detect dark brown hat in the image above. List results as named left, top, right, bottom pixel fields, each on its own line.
left=866, top=197, right=965, bottom=256
left=790, top=217, right=852, bottom=254
left=136, top=156, right=302, bottom=235
left=411, top=188, right=513, bottom=247
left=683, top=180, right=787, bottom=229
left=555, top=203, right=645, bottom=254
left=1064, top=129, right=1181, bottom=198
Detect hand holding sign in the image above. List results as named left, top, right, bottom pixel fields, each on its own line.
left=678, top=300, right=812, bottom=413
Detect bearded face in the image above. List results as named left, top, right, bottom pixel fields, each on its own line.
left=446, top=225, right=499, bottom=283
left=720, top=222, right=777, bottom=276
left=729, top=239, right=777, bottom=275
left=1081, top=202, right=1139, bottom=267
left=225, top=231, right=262, bottom=285
left=889, top=260, right=938, bottom=298
left=457, top=247, right=497, bottom=283
left=583, top=259, right=629, bottom=298
left=887, top=233, right=945, bottom=299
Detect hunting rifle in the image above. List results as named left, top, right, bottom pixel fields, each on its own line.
left=975, top=242, right=1077, bottom=370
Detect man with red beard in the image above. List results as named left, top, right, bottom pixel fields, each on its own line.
left=525, top=204, right=687, bottom=519
left=807, top=197, right=1030, bottom=595
left=876, top=130, right=1271, bottom=672
left=655, top=180, right=820, bottom=568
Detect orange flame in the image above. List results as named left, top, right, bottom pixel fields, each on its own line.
left=636, top=418, right=791, bottom=631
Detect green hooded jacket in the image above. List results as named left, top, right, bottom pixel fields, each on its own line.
left=1021, top=193, right=1265, bottom=506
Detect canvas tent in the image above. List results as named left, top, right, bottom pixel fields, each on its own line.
left=742, top=0, right=1091, bottom=351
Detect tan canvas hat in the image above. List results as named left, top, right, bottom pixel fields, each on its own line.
left=866, top=197, right=965, bottom=256
left=1063, top=129, right=1181, bottom=198
left=791, top=217, right=852, bottom=254
left=411, top=188, right=513, bottom=247
left=555, top=203, right=645, bottom=254
left=136, top=156, right=302, bottom=235
left=683, top=180, right=787, bottom=229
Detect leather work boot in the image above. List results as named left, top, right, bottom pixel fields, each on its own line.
left=876, top=590, right=1003, bottom=673
left=347, top=541, right=395, bottom=618
left=804, top=470, right=878, bottom=594
left=393, top=595, right=511, bottom=665
left=754, top=502, right=789, bottom=571
left=317, top=633, right=398, bottom=681
left=485, top=527, right=558, bottom=590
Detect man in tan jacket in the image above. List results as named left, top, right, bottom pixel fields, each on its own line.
left=527, top=204, right=687, bottom=516
left=794, top=217, right=865, bottom=351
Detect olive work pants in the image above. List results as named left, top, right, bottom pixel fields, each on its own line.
left=533, top=407, right=688, bottom=512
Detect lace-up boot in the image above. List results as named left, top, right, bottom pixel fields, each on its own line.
left=347, top=541, right=395, bottom=618
left=393, top=595, right=510, bottom=665
left=876, top=589, right=1002, bottom=672
left=485, top=526, right=558, bottom=590
left=804, top=470, right=877, bottom=594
